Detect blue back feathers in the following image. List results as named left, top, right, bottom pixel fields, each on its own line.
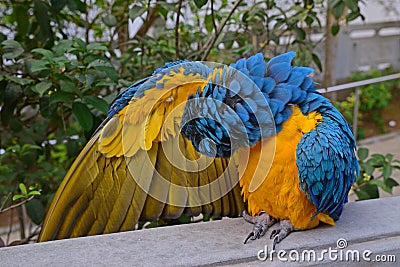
left=108, top=52, right=359, bottom=220
left=181, top=52, right=319, bottom=157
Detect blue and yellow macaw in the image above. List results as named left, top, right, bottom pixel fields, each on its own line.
left=38, top=52, right=359, bottom=246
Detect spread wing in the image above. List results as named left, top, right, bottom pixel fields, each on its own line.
left=296, top=106, right=358, bottom=220
left=39, top=64, right=244, bottom=241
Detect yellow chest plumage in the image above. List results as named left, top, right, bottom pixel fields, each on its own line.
left=239, top=107, right=334, bottom=229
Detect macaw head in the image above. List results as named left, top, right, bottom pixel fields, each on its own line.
left=275, top=107, right=323, bottom=142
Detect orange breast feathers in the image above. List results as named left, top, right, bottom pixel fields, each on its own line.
left=238, top=106, right=335, bottom=230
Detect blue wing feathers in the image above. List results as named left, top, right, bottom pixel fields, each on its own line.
left=296, top=111, right=358, bottom=220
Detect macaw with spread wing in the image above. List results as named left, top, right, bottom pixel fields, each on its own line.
left=38, top=52, right=359, bottom=246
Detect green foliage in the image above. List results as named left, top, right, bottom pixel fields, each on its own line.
left=351, top=69, right=396, bottom=112
left=12, top=183, right=41, bottom=201
left=329, top=0, right=364, bottom=35
left=353, top=147, right=400, bottom=200
left=334, top=67, right=400, bottom=139
left=0, top=0, right=365, bottom=228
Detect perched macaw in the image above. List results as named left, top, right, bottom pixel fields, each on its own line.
left=38, top=52, right=359, bottom=247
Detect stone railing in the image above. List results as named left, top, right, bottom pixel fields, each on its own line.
left=0, top=196, right=399, bottom=266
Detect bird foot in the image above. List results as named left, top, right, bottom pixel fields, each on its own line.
left=242, top=210, right=277, bottom=244
left=270, top=220, right=294, bottom=250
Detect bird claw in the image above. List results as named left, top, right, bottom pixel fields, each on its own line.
left=270, top=220, right=294, bottom=250
left=244, top=232, right=255, bottom=244
left=242, top=210, right=276, bottom=244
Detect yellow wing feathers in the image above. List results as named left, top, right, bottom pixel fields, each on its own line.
left=98, top=75, right=206, bottom=157
left=39, top=71, right=243, bottom=242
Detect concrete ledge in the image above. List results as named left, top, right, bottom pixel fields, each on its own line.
left=357, top=130, right=400, bottom=146
left=1, top=197, right=399, bottom=266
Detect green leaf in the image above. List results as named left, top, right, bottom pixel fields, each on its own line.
left=59, top=79, right=76, bottom=93
left=53, top=40, right=73, bottom=56
left=32, top=48, right=54, bottom=61
left=6, top=75, right=34, bottom=86
left=84, top=95, right=109, bottom=114
left=331, top=1, right=345, bottom=19
left=343, top=0, right=359, bottom=12
left=96, top=81, right=117, bottom=87
left=369, top=179, right=392, bottom=194
left=293, top=27, right=306, bottom=41
left=101, top=67, right=119, bottom=82
left=2, top=40, right=24, bottom=59
left=72, top=102, right=93, bottom=130
left=25, top=198, right=46, bottom=225
left=385, top=178, right=399, bottom=190
left=50, top=91, right=75, bottom=104
left=88, top=60, right=119, bottom=82
left=312, top=53, right=322, bottom=72
left=28, top=191, right=41, bottom=196
left=33, top=81, right=52, bottom=96
left=346, top=10, right=361, bottom=22
left=360, top=162, right=374, bottom=175
left=87, top=43, right=108, bottom=51
left=205, top=14, right=214, bottom=33
left=328, top=0, right=341, bottom=9
left=194, top=0, right=208, bottom=9
left=67, top=0, right=86, bottom=12
left=28, top=59, right=50, bottom=73
left=21, top=144, right=42, bottom=154
left=12, top=194, right=25, bottom=201
left=355, top=183, right=379, bottom=200
left=51, top=0, right=67, bottom=11
left=73, top=38, right=86, bottom=51
left=382, top=165, right=392, bottom=180
left=129, top=5, right=147, bottom=20
left=103, top=14, right=117, bottom=27
left=357, top=147, right=369, bottom=162
left=367, top=177, right=399, bottom=194
left=370, top=154, right=385, bottom=167
left=305, top=15, right=314, bottom=26
left=19, top=183, right=27, bottom=196
left=331, top=24, right=340, bottom=36
left=88, top=59, right=113, bottom=68
left=385, top=154, right=394, bottom=162
left=156, top=5, right=169, bottom=19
